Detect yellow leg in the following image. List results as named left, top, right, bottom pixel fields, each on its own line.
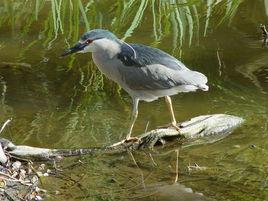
left=126, top=98, right=139, bottom=140
left=165, top=96, right=180, bottom=131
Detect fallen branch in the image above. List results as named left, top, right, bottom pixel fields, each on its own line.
left=0, top=114, right=244, bottom=161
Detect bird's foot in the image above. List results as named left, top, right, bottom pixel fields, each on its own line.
left=170, top=122, right=181, bottom=133
left=124, top=136, right=139, bottom=143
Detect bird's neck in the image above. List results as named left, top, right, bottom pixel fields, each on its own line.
left=92, top=38, right=122, bottom=59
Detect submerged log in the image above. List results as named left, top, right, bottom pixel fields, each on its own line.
left=0, top=114, right=244, bottom=161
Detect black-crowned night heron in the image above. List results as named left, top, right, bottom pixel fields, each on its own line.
left=62, top=29, right=208, bottom=141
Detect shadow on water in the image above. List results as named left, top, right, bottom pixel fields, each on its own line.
left=0, top=0, right=268, bottom=200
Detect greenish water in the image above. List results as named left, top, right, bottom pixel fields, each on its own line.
left=0, top=0, right=268, bottom=200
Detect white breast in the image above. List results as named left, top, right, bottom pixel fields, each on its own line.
left=92, top=52, right=122, bottom=84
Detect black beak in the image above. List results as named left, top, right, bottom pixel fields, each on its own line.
left=61, top=42, right=87, bottom=57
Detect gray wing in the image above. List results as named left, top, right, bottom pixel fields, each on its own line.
left=118, top=64, right=208, bottom=90
left=117, top=44, right=208, bottom=90
left=118, top=43, right=188, bottom=70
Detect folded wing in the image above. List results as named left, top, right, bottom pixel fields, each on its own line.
left=117, top=43, right=208, bottom=91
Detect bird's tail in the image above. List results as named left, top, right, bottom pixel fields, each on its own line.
left=198, top=84, right=209, bottom=91
left=186, top=70, right=209, bottom=91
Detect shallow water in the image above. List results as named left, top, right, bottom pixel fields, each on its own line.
left=0, top=0, right=268, bottom=200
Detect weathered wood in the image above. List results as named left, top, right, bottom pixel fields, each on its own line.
left=0, top=114, right=244, bottom=161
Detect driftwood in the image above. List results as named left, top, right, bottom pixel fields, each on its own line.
left=0, top=114, right=243, bottom=201
left=0, top=114, right=244, bottom=162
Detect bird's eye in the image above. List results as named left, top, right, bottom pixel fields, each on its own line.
left=86, top=39, right=93, bottom=44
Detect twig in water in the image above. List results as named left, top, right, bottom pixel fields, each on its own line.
left=148, top=153, right=157, bottom=166
left=174, top=148, right=180, bottom=183
left=128, top=150, right=139, bottom=168
left=144, top=121, right=150, bottom=133
left=128, top=150, right=146, bottom=190
left=0, top=118, right=12, bottom=135
left=53, top=159, right=63, bottom=173
left=216, top=46, right=225, bottom=77
left=0, top=62, right=31, bottom=68
left=187, top=163, right=207, bottom=172
left=62, top=159, right=84, bottom=170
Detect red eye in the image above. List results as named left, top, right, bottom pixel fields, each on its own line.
left=86, top=39, right=92, bottom=44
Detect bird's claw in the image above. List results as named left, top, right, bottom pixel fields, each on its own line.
left=170, top=122, right=181, bottom=133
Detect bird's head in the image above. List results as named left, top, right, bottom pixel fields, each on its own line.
left=61, top=29, right=121, bottom=57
